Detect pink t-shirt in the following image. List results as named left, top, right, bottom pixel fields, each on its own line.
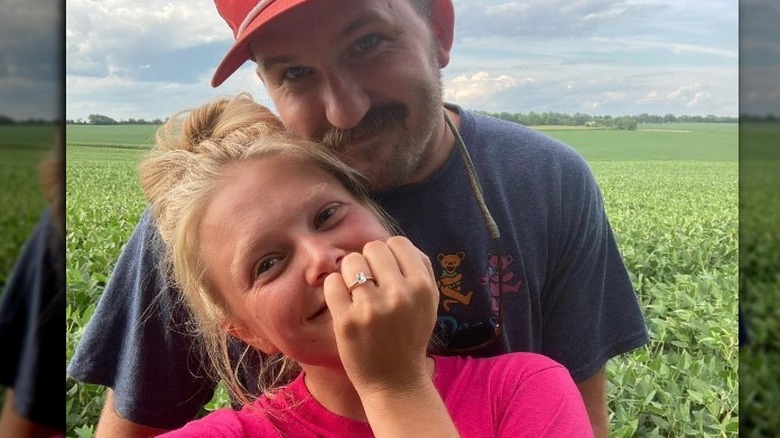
left=160, top=353, right=593, bottom=437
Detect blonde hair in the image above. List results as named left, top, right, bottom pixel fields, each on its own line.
left=39, top=126, right=63, bottom=236
left=139, top=93, right=396, bottom=407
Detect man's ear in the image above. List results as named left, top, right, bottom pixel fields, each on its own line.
left=429, top=0, right=455, bottom=68
left=222, top=319, right=280, bottom=355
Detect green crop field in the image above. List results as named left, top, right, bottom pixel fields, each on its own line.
left=739, top=122, right=780, bottom=436
left=65, top=123, right=739, bottom=437
left=0, top=125, right=58, bottom=287
left=66, top=124, right=159, bottom=148
left=541, top=123, right=737, bottom=162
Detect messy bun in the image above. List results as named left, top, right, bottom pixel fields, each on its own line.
left=140, top=93, right=284, bottom=244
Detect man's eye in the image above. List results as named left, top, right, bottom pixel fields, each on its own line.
left=355, top=34, right=381, bottom=52
left=283, top=66, right=308, bottom=80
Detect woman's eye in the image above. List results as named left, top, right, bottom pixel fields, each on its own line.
left=355, top=34, right=381, bottom=52
left=255, top=257, right=281, bottom=278
left=283, top=66, right=308, bottom=81
left=315, top=204, right=340, bottom=228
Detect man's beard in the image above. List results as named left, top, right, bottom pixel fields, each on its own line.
left=315, top=75, right=443, bottom=193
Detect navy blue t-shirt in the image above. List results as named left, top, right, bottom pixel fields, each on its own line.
left=0, top=209, right=65, bottom=430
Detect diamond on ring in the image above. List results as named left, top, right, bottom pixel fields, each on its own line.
left=348, top=272, right=375, bottom=291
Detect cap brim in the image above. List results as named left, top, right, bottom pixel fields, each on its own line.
left=211, top=0, right=313, bottom=88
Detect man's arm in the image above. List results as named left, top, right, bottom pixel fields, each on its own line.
left=0, top=389, right=63, bottom=438
left=533, top=141, right=646, bottom=438
left=576, top=367, right=608, bottom=438
left=95, top=389, right=171, bottom=438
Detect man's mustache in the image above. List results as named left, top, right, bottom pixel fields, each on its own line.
left=318, top=104, right=408, bottom=149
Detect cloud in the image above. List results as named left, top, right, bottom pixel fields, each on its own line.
left=66, top=63, right=273, bottom=122
left=741, top=66, right=780, bottom=115
left=67, top=0, right=227, bottom=81
left=584, top=37, right=736, bottom=60
left=444, top=72, right=529, bottom=106
left=442, top=0, right=737, bottom=117
left=443, top=63, right=736, bottom=117
left=640, top=90, right=660, bottom=103
left=454, top=0, right=657, bottom=39
left=0, top=75, right=60, bottom=120
left=739, top=0, right=780, bottom=113
left=581, top=83, right=721, bottom=115
left=65, top=0, right=739, bottom=120
left=0, top=0, right=61, bottom=119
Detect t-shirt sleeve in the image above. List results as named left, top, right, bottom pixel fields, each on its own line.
left=540, top=150, right=649, bottom=382
left=0, top=209, right=64, bottom=430
left=497, top=355, right=594, bottom=437
left=66, top=208, right=215, bottom=428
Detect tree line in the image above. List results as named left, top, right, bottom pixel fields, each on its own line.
left=476, top=111, right=739, bottom=131
left=63, top=111, right=745, bottom=129
left=0, top=114, right=59, bottom=125
left=66, top=114, right=165, bottom=125
left=740, top=113, right=780, bottom=122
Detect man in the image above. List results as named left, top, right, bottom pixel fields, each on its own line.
left=1, top=135, right=65, bottom=437
left=68, top=0, right=649, bottom=436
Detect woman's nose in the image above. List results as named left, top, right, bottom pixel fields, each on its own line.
left=303, top=237, right=345, bottom=287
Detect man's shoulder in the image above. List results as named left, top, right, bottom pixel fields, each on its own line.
left=459, top=108, right=585, bottom=164
left=456, top=108, right=593, bottom=188
left=115, top=207, right=165, bottom=262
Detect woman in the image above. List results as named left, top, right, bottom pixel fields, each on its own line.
left=142, top=93, right=593, bottom=437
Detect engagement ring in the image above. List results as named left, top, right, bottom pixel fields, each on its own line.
left=348, top=272, right=375, bottom=291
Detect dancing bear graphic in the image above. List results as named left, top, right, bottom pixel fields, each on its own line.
left=477, top=254, right=523, bottom=311
left=436, top=252, right=474, bottom=312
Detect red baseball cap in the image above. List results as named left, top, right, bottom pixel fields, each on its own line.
left=211, top=0, right=316, bottom=87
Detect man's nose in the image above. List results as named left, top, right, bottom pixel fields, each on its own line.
left=322, top=72, right=370, bottom=130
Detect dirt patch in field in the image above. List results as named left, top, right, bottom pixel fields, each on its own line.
left=637, top=129, right=692, bottom=133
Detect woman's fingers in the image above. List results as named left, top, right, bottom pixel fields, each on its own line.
left=386, top=236, right=437, bottom=289
left=359, top=236, right=434, bottom=290
left=385, top=236, right=429, bottom=278
left=323, top=272, right=350, bottom=317
left=359, top=240, right=401, bottom=290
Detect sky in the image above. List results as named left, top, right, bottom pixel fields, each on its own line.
left=0, top=0, right=61, bottom=121
left=1, top=0, right=764, bottom=122
left=63, top=0, right=740, bottom=122
left=740, top=0, right=780, bottom=116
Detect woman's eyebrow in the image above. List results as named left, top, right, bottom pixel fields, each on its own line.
left=231, top=233, right=269, bottom=289
left=302, top=182, right=328, bottom=205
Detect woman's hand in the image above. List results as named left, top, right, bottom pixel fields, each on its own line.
left=323, top=235, right=438, bottom=396
left=325, top=236, right=459, bottom=438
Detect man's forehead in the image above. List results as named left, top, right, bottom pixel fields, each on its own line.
left=248, top=0, right=402, bottom=61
